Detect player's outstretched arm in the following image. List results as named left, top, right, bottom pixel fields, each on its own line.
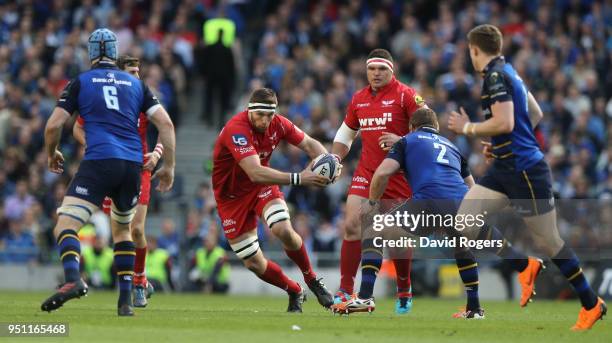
left=149, top=106, right=176, bottom=192
left=526, top=91, right=543, bottom=128
left=44, top=107, right=71, bottom=173
left=448, top=103, right=514, bottom=137
left=238, top=155, right=328, bottom=187
left=370, top=158, right=400, bottom=201
left=297, top=133, right=327, bottom=159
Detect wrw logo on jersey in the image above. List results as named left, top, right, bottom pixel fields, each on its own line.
left=359, top=113, right=392, bottom=130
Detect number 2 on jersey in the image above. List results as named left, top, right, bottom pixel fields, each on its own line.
left=433, top=142, right=449, bottom=164
left=102, top=85, right=120, bottom=110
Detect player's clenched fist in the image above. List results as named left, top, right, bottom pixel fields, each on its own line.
left=153, top=166, right=174, bottom=192
left=48, top=149, right=65, bottom=174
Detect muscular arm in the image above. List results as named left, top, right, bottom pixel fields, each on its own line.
left=44, top=107, right=71, bottom=156
left=238, top=155, right=293, bottom=185
left=370, top=158, right=401, bottom=201
left=73, top=120, right=85, bottom=145
left=527, top=91, right=543, bottom=128
left=474, top=101, right=514, bottom=136
left=332, top=122, right=358, bottom=161
left=297, top=134, right=327, bottom=159
left=148, top=107, right=176, bottom=168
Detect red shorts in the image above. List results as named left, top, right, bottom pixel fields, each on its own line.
left=102, top=169, right=152, bottom=215
left=348, top=166, right=412, bottom=199
left=216, top=185, right=284, bottom=240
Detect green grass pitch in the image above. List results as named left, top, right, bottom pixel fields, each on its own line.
left=0, top=291, right=610, bottom=342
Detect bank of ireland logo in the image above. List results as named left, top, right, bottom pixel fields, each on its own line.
left=232, top=134, right=248, bottom=146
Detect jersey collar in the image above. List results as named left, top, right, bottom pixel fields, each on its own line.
left=92, top=61, right=120, bottom=70
left=369, top=77, right=397, bottom=97
left=482, top=56, right=505, bottom=75
left=417, top=126, right=439, bottom=134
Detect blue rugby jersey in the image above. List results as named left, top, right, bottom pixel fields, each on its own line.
left=57, top=61, right=161, bottom=163
left=480, top=56, right=543, bottom=171
left=387, top=127, right=469, bottom=200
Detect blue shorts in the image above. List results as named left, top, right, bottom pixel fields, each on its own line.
left=478, top=158, right=554, bottom=216
left=66, top=159, right=142, bottom=212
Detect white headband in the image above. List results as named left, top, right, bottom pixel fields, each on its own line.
left=366, top=57, right=394, bottom=72
left=248, top=102, right=277, bottom=113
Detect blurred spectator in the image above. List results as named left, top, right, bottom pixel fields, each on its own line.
left=3, top=179, right=35, bottom=221
left=188, top=229, right=230, bottom=294
left=81, top=235, right=114, bottom=289
left=1, top=219, right=38, bottom=264
left=197, top=29, right=236, bottom=128
left=145, top=236, right=172, bottom=292
left=157, top=218, right=179, bottom=259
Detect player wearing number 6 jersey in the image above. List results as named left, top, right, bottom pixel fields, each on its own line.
left=41, top=28, right=176, bottom=316
left=73, top=55, right=162, bottom=308
left=332, top=48, right=425, bottom=313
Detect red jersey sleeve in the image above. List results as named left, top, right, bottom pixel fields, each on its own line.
left=402, top=87, right=426, bottom=117
left=278, top=115, right=305, bottom=146
left=76, top=115, right=84, bottom=125
left=343, top=98, right=359, bottom=130
left=221, top=124, right=258, bottom=162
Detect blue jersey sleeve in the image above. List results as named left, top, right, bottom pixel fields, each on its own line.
left=484, top=71, right=512, bottom=104
left=387, top=138, right=407, bottom=167
left=56, top=78, right=80, bottom=114
left=141, top=81, right=162, bottom=116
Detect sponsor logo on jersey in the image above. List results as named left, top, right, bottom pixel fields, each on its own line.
left=356, top=103, right=370, bottom=108
left=358, top=113, right=392, bottom=130
left=382, top=99, right=395, bottom=107
left=236, top=146, right=254, bottom=154
left=232, top=134, right=248, bottom=146
left=258, top=189, right=272, bottom=199
left=75, top=186, right=89, bottom=196
left=352, top=176, right=369, bottom=184
left=222, top=219, right=237, bottom=227
left=414, top=94, right=425, bottom=107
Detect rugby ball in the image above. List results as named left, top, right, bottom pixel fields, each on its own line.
left=311, top=153, right=337, bottom=181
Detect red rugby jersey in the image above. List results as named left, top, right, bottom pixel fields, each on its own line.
left=212, top=111, right=305, bottom=200
left=343, top=77, right=425, bottom=172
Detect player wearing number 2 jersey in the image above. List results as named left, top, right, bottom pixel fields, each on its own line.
left=331, top=48, right=425, bottom=313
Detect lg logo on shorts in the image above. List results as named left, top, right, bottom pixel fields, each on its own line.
left=232, top=134, right=248, bottom=146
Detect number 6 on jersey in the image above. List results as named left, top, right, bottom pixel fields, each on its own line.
left=103, top=85, right=120, bottom=110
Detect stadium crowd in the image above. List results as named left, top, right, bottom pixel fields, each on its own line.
left=0, top=0, right=610, bottom=292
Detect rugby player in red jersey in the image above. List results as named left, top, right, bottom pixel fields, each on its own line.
left=212, top=87, right=338, bottom=312
left=331, top=48, right=426, bottom=313
left=73, top=55, right=161, bottom=308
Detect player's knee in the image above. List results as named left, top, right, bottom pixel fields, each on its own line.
left=230, top=235, right=260, bottom=261
left=131, top=222, right=145, bottom=239
left=56, top=203, right=95, bottom=229
left=343, top=214, right=361, bottom=240
left=110, top=203, right=137, bottom=225
left=263, top=203, right=290, bottom=230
